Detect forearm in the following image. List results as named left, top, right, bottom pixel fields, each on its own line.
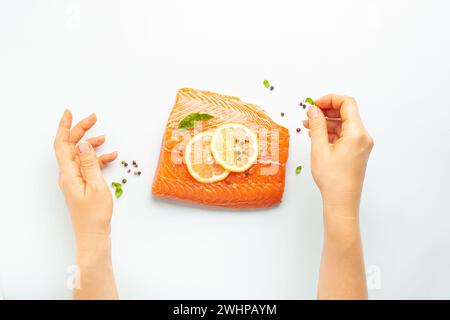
left=317, top=204, right=368, bottom=300
left=74, top=234, right=118, bottom=300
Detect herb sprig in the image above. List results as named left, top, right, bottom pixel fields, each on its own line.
left=112, top=182, right=123, bottom=199
left=305, top=97, right=315, bottom=105
left=178, top=113, right=214, bottom=130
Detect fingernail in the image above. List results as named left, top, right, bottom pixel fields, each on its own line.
left=88, top=113, right=96, bottom=120
left=307, top=105, right=318, bottom=119
left=77, top=140, right=91, bottom=154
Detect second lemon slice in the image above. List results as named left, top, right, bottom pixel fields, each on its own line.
left=211, top=123, right=259, bottom=172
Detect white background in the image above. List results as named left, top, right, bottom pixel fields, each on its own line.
left=0, top=0, right=449, bottom=299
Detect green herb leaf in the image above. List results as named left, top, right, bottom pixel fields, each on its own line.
left=115, top=187, right=123, bottom=199
left=111, top=182, right=123, bottom=199
left=263, top=79, right=270, bottom=89
left=196, top=113, right=214, bottom=121
left=112, top=182, right=122, bottom=188
left=295, top=165, right=302, bottom=175
left=178, top=113, right=214, bottom=130
left=305, top=97, right=315, bottom=105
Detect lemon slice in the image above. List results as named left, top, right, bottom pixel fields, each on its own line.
left=211, top=123, right=258, bottom=172
left=185, top=131, right=230, bottom=183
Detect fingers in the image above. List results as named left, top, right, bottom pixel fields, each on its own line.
left=303, top=118, right=342, bottom=135
left=69, top=113, right=97, bottom=144
left=328, top=133, right=339, bottom=144
left=87, top=135, right=106, bottom=148
left=303, top=119, right=309, bottom=128
left=304, top=125, right=339, bottom=144
left=98, top=151, right=118, bottom=169
left=73, top=150, right=118, bottom=169
left=55, top=109, right=72, bottom=144
left=322, top=108, right=341, bottom=119
left=315, top=94, right=363, bottom=129
left=307, top=105, right=330, bottom=154
left=76, top=140, right=104, bottom=187
left=325, top=119, right=342, bottom=135
left=54, top=109, right=73, bottom=166
left=86, top=136, right=117, bottom=168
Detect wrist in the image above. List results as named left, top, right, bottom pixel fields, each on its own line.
left=75, top=234, right=112, bottom=269
left=69, top=206, right=112, bottom=240
left=322, top=202, right=361, bottom=244
left=73, top=233, right=118, bottom=299
left=72, top=220, right=111, bottom=242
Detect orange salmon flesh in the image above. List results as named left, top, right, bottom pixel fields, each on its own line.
left=152, top=88, right=290, bottom=208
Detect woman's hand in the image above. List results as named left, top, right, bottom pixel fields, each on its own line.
left=304, top=95, right=374, bottom=219
left=54, top=109, right=119, bottom=299
left=54, top=110, right=117, bottom=239
left=304, top=94, right=373, bottom=300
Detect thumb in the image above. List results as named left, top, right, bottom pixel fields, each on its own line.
left=77, top=140, right=103, bottom=186
left=307, top=105, right=329, bottom=154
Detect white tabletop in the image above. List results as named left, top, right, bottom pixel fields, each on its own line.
left=0, top=0, right=449, bottom=299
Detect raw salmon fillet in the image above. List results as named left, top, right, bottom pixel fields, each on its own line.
left=152, top=88, right=290, bottom=208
